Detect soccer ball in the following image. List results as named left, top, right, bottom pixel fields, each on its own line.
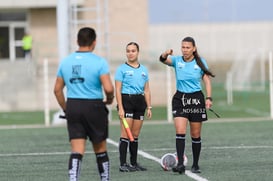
left=160, top=153, right=177, bottom=171
left=160, top=152, right=188, bottom=171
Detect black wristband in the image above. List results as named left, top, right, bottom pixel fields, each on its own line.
left=159, top=55, right=167, bottom=62
left=206, top=97, right=213, bottom=101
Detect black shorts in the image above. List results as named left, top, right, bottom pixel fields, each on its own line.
left=66, top=98, right=109, bottom=144
left=119, top=94, right=147, bottom=120
left=172, top=91, right=207, bottom=122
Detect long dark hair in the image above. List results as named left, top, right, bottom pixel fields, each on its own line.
left=182, top=37, right=215, bottom=77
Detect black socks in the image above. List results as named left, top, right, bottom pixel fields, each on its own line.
left=96, top=152, right=110, bottom=181
left=129, top=138, right=138, bottom=165
left=68, top=151, right=110, bottom=181
left=192, top=137, right=201, bottom=167
left=68, top=152, right=83, bottom=181
left=176, top=134, right=186, bottom=165
left=119, top=137, right=139, bottom=166
left=119, top=138, right=129, bottom=165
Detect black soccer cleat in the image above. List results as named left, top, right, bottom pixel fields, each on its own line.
left=191, top=165, right=201, bottom=173
left=119, top=163, right=137, bottom=172
left=172, top=164, right=185, bottom=174
left=131, top=163, right=147, bottom=171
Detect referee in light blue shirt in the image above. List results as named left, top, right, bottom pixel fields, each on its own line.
left=54, top=27, right=114, bottom=181
left=159, top=37, right=215, bottom=174
left=115, top=42, right=152, bottom=172
left=115, top=62, right=149, bottom=95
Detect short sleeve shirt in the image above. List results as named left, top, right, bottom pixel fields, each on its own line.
left=170, top=56, right=208, bottom=93
left=115, top=63, right=149, bottom=94
left=57, top=52, right=109, bottom=99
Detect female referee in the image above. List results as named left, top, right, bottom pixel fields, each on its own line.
left=115, top=42, right=152, bottom=172
left=159, top=37, right=214, bottom=174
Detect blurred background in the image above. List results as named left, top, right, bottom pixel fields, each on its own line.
left=0, top=0, right=273, bottom=123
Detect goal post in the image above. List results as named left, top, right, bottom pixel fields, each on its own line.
left=269, top=51, right=273, bottom=118
left=43, top=58, right=50, bottom=127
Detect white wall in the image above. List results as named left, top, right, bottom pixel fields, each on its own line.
left=149, top=21, right=273, bottom=62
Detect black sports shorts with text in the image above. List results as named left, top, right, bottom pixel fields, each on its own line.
left=66, top=98, right=109, bottom=144
left=172, top=90, right=208, bottom=122
left=120, top=94, right=147, bottom=120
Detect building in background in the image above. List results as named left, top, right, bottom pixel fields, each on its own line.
left=0, top=0, right=150, bottom=111
left=0, top=0, right=149, bottom=62
left=0, top=0, right=273, bottom=111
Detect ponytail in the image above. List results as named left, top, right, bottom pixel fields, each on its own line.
left=194, top=51, right=215, bottom=77
left=182, top=37, right=215, bottom=77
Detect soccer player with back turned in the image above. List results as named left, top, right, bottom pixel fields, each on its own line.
left=54, top=27, right=114, bottom=181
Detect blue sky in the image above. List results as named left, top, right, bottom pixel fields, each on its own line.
left=148, top=0, right=273, bottom=24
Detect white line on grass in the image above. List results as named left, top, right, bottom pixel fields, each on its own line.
left=0, top=152, right=72, bottom=157
left=1, top=145, right=272, bottom=157
left=2, top=143, right=272, bottom=180
left=107, top=138, right=209, bottom=181
left=204, top=145, right=273, bottom=149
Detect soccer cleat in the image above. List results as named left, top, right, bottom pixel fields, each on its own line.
left=191, top=165, right=201, bottom=173
left=119, top=163, right=137, bottom=172
left=172, top=164, right=185, bottom=174
left=132, top=163, right=147, bottom=171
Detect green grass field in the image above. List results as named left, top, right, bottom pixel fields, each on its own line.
left=0, top=119, right=273, bottom=181
left=0, top=82, right=271, bottom=125
left=0, top=84, right=272, bottom=180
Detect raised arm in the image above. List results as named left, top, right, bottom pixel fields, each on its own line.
left=159, top=49, right=173, bottom=66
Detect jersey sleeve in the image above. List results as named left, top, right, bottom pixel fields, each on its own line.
left=114, top=66, right=123, bottom=82
left=144, top=66, right=149, bottom=82
left=56, top=60, right=65, bottom=78
left=99, top=58, right=110, bottom=75
left=169, top=56, right=177, bottom=67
